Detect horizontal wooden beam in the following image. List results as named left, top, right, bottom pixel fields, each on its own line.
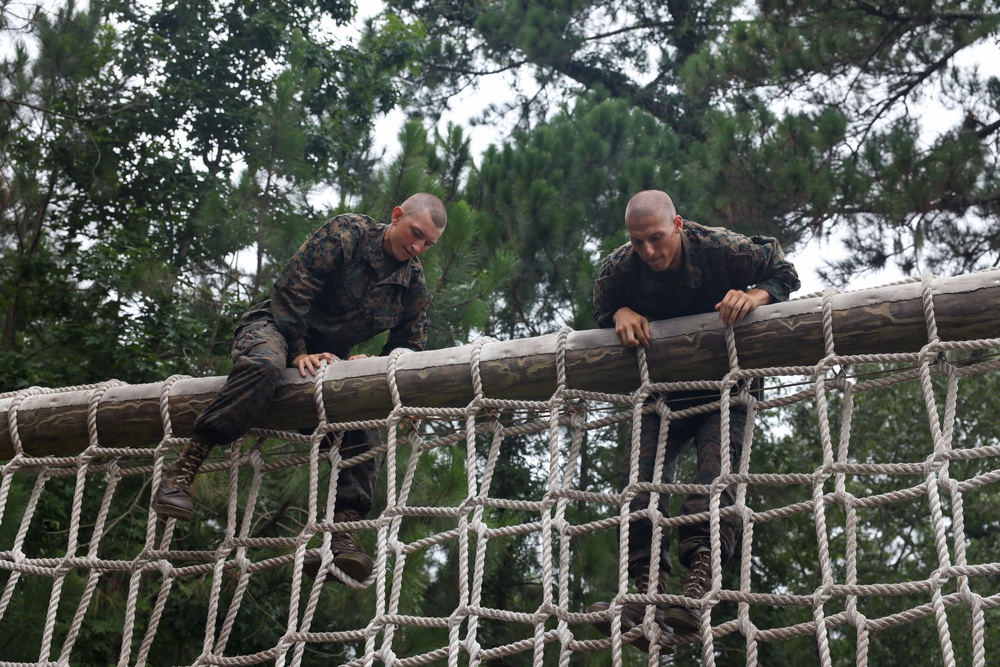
left=3, top=271, right=1000, bottom=460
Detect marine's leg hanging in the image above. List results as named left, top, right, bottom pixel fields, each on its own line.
left=588, top=401, right=691, bottom=653
left=304, top=429, right=380, bottom=583
left=663, top=405, right=748, bottom=632
left=153, top=316, right=288, bottom=521
left=152, top=434, right=214, bottom=521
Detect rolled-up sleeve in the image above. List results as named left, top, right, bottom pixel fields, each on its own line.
left=382, top=281, right=431, bottom=354
left=745, top=235, right=800, bottom=303
left=593, top=258, right=627, bottom=329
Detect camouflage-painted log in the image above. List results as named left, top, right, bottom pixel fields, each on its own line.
left=3, top=271, right=1000, bottom=459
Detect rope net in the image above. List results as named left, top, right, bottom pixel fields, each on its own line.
left=2, top=274, right=1000, bottom=666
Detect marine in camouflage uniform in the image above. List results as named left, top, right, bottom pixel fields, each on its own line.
left=588, top=190, right=799, bottom=651
left=153, top=194, right=446, bottom=584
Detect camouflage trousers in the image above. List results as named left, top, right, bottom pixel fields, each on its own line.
left=194, top=314, right=382, bottom=517
left=623, top=402, right=748, bottom=577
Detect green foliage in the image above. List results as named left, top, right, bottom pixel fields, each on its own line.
left=389, top=0, right=1000, bottom=286
left=0, top=0, right=417, bottom=390
left=745, top=355, right=1000, bottom=665
left=464, top=96, right=681, bottom=336
left=5, top=0, right=1000, bottom=663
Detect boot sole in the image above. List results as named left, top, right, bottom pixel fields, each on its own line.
left=151, top=498, right=194, bottom=522
left=587, top=603, right=674, bottom=654
left=661, top=606, right=701, bottom=633
left=334, top=553, right=373, bottom=581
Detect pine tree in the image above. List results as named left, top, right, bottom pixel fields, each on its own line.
left=387, top=0, right=1000, bottom=285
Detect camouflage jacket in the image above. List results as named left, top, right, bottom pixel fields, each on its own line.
left=593, top=220, right=800, bottom=328
left=244, top=214, right=431, bottom=362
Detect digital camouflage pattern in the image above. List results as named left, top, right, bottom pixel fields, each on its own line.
left=593, top=220, right=800, bottom=574
left=593, top=220, right=800, bottom=328
left=627, top=407, right=748, bottom=575
left=193, top=214, right=431, bottom=516
left=248, top=213, right=432, bottom=361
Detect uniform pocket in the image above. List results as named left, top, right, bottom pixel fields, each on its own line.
left=368, top=285, right=406, bottom=331
left=231, top=318, right=280, bottom=361
left=372, top=308, right=402, bottom=332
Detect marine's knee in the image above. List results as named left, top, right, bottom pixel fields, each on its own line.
left=233, top=349, right=286, bottom=384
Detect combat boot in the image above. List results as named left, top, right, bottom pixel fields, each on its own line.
left=304, top=510, right=374, bottom=583
left=587, top=568, right=674, bottom=654
left=152, top=437, right=212, bottom=521
left=662, top=550, right=711, bottom=632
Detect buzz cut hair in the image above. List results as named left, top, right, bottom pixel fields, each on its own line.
left=401, top=192, right=448, bottom=229
left=625, top=190, right=676, bottom=225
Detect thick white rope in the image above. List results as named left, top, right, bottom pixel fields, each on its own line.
left=1, top=274, right=999, bottom=665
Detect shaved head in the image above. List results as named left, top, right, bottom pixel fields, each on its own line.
left=401, top=192, right=447, bottom=229
left=623, top=189, right=684, bottom=272
left=625, top=190, right=677, bottom=226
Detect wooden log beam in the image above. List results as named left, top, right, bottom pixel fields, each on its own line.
left=3, top=271, right=1000, bottom=460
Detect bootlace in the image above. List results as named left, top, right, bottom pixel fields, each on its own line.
left=330, top=510, right=363, bottom=552
left=165, top=439, right=211, bottom=488
left=682, top=551, right=711, bottom=597
left=635, top=570, right=669, bottom=595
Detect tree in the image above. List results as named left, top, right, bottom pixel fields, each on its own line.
left=0, top=1, right=444, bottom=662
left=0, top=0, right=128, bottom=388
left=5, top=0, right=1000, bottom=663
left=463, top=96, right=682, bottom=337
left=0, top=0, right=421, bottom=390
left=387, top=0, right=1000, bottom=286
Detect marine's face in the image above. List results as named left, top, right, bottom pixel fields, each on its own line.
left=385, top=206, right=443, bottom=261
left=626, top=212, right=683, bottom=272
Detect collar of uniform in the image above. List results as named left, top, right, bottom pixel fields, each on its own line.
left=361, top=223, right=417, bottom=285
left=674, top=223, right=702, bottom=289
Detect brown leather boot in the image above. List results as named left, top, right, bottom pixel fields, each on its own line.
left=587, top=568, right=674, bottom=654
left=151, top=437, right=212, bottom=521
left=662, top=550, right=711, bottom=632
left=303, top=510, right=374, bottom=583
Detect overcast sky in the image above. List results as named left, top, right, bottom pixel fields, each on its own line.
left=342, top=7, right=999, bottom=296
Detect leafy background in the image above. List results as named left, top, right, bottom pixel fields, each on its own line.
left=1, top=0, right=999, bottom=663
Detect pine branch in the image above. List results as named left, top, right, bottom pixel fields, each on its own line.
left=0, top=96, right=139, bottom=122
